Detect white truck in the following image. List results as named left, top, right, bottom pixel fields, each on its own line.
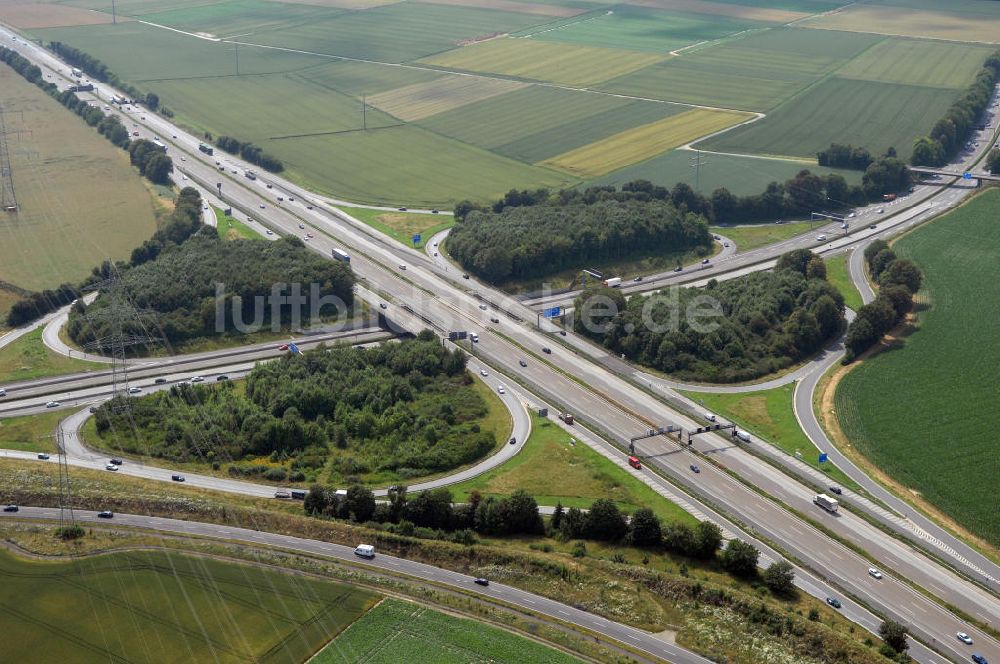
left=603, top=277, right=622, bottom=288
left=354, top=544, right=375, bottom=558
left=814, top=493, right=839, bottom=513
left=735, top=430, right=752, bottom=443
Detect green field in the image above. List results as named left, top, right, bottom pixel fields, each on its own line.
left=835, top=37, right=995, bottom=89
left=600, top=27, right=881, bottom=111
left=589, top=151, right=860, bottom=197
left=835, top=189, right=1000, bottom=546
left=0, top=65, right=156, bottom=293
left=518, top=5, right=766, bottom=53
left=343, top=208, right=453, bottom=248
left=0, top=410, right=63, bottom=453
left=136, top=0, right=336, bottom=37
left=313, top=598, right=581, bottom=664
left=701, top=77, right=958, bottom=161
left=0, top=548, right=378, bottom=664
left=0, top=328, right=99, bottom=384
left=448, top=413, right=697, bottom=525
left=710, top=221, right=814, bottom=252
left=680, top=385, right=856, bottom=489
left=824, top=253, right=864, bottom=311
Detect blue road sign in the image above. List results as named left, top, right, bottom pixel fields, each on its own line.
left=818, top=452, right=828, bottom=464
left=542, top=306, right=562, bottom=319
left=288, top=342, right=301, bottom=355
left=963, top=171, right=973, bottom=180
left=412, top=233, right=422, bottom=245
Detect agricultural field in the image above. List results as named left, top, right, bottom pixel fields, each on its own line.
left=599, top=27, right=881, bottom=111
left=515, top=5, right=768, bottom=54
left=313, top=598, right=581, bottom=664
left=618, top=0, right=819, bottom=23
left=835, top=38, right=996, bottom=89
left=588, top=150, right=860, bottom=198
left=133, top=0, right=337, bottom=38
left=700, top=77, right=958, bottom=162
left=0, top=548, right=378, bottom=664
left=367, top=75, right=527, bottom=122
left=542, top=108, right=753, bottom=178
left=448, top=413, right=697, bottom=526
left=418, top=37, right=666, bottom=87
left=0, top=65, right=157, bottom=293
left=834, top=189, right=1000, bottom=547
left=800, top=2, right=1000, bottom=43
left=0, top=2, right=116, bottom=29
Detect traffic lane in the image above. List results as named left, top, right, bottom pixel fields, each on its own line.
left=0, top=330, right=391, bottom=404
left=0, top=507, right=710, bottom=664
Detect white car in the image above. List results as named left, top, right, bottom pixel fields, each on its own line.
left=399, top=264, right=406, bottom=271
left=479, top=369, right=488, bottom=377
left=127, top=386, right=142, bottom=394
left=868, top=567, right=883, bottom=580
left=957, top=632, right=973, bottom=645
left=497, top=385, right=505, bottom=394
left=259, top=204, right=265, bottom=209
left=265, top=230, right=273, bottom=236
left=816, top=234, right=827, bottom=241
left=190, top=376, right=205, bottom=383
left=0, top=388, right=6, bottom=397
left=45, top=401, right=60, bottom=408
left=105, top=463, right=119, bottom=471
left=877, top=207, right=885, bottom=214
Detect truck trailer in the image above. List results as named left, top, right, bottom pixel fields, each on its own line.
left=603, top=277, right=622, bottom=288
left=814, top=493, right=839, bottom=513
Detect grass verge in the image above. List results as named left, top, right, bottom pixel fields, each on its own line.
left=214, top=205, right=263, bottom=241
left=824, top=253, right=864, bottom=310
left=711, top=221, right=814, bottom=253
left=340, top=207, right=453, bottom=249
left=0, top=328, right=99, bottom=384
left=0, top=411, right=63, bottom=453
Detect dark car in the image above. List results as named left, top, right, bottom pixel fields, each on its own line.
left=37, top=453, right=50, bottom=460
left=88, top=406, right=98, bottom=413
left=154, top=377, right=167, bottom=384
left=828, top=486, right=843, bottom=495
left=508, top=437, right=517, bottom=445
left=633, top=276, right=643, bottom=282
left=398, top=207, right=407, bottom=211
left=431, top=209, right=439, bottom=214
left=474, top=578, right=489, bottom=586
left=519, top=359, right=527, bottom=367
left=826, top=597, right=842, bottom=609
left=97, top=511, right=114, bottom=519
left=462, top=273, right=470, bottom=279
left=3, top=505, right=17, bottom=512
left=110, top=458, right=123, bottom=466
left=559, top=330, right=566, bottom=336
left=542, top=347, right=552, bottom=354
left=869, top=224, right=877, bottom=229
left=216, top=375, right=229, bottom=381
left=690, top=464, right=700, bottom=473
left=972, top=654, right=988, bottom=664
left=673, top=266, right=683, bottom=272
left=171, top=474, right=185, bottom=482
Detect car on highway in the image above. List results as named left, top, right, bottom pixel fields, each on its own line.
left=306, top=233, right=313, bottom=239
left=826, top=597, right=842, bottom=609
left=298, top=223, right=305, bottom=229
left=303, top=235, right=310, bottom=241
left=0, top=388, right=5, bottom=397
left=473, top=578, right=489, bottom=586
left=171, top=474, right=185, bottom=482
left=478, top=304, right=487, bottom=310
left=216, top=375, right=229, bottom=381
left=628, top=456, right=642, bottom=470
left=155, top=378, right=168, bottom=386
left=88, top=405, right=98, bottom=414
left=723, top=242, right=729, bottom=247
left=190, top=376, right=205, bottom=383
left=379, top=302, right=387, bottom=309
left=278, top=344, right=289, bottom=351
left=828, top=486, right=842, bottom=495
left=633, top=276, right=642, bottom=282
left=701, top=258, right=710, bottom=265
left=497, top=385, right=505, bottom=394
left=132, top=131, right=139, bottom=136
left=868, top=567, right=883, bottom=579
left=957, top=632, right=974, bottom=645
left=105, top=463, right=119, bottom=471
left=690, top=464, right=700, bottom=473
left=37, top=453, right=50, bottom=460
left=3, top=505, right=17, bottom=512
left=462, top=273, right=470, bottom=279
left=508, top=437, right=516, bottom=445
left=266, top=230, right=273, bottom=236
left=877, top=207, right=885, bottom=214
left=110, top=458, right=122, bottom=465
left=398, top=207, right=407, bottom=211
left=127, top=386, right=142, bottom=394
left=673, top=266, right=683, bottom=272
left=972, top=654, right=988, bottom=664
left=542, top=347, right=551, bottom=354
left=289, top=196, right=295, bottom=202
left=399, top=264, right=406, bottom=271
left=490, top=316, right=499, bottom=323
left=97, top=511, right=114, bottom=518
left=307, top=205, right=314, bottom=210
left=479, top=369, right=488, bottom=377
left=815, top=235, right=827, bottom=241
left=45, top=401, right=60, bottom=408
left=519, top=359, right=527, bottom=367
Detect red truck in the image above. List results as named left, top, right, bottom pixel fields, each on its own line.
left=559, top=412, right=574, bottom=425
left=882, top=193, right=897, bottom=202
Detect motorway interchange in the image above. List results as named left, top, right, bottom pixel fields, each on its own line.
left=1, top=28, right=1000, bottom=664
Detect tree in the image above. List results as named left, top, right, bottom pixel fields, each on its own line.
left=910, top=136, right=945, bottom=166
left=551, top=502, right=564, bottom=531
left=775, top=248, right=815, bottom=276
left=879, top=620, right=909, bottom=654
left=145, top=92, right=159, bottom=111
left=864, top=240, right=890, bottom=267
left=404, top=488, right=454, bottom=530
left=844, top=316, right=877, bottom=359
left=388, top=485, right=407, bottom=522
left=880, top=285, right=914, bottom=318
left=805, top=255, right=827, bottom=281
left=691, top=521, right=724, bottom=560
left=503, top=489, right=543, bottom=535
left=812, top=295, right=844, bottom=338
left=870, top=248, right=897, bottom=279
left=858, top=298, right=897, bottom=337
left=343, top=485, right=376, bottom=523
left=987, top=148, right=1000, bottom=174
left=720, top=539, right=759, bottom=577
left=559, top=507, right=586, bottom=539
left=585, top=499, right=628, bottom=541
left=662, top=521, right=695, bottom=555
left=143, top=152, right=173, bottom=184
left=627, top=508, right=662, bottom=547
left=879, top=259, right=922, bottom=293
left=304, top=485, right=328, bottom=516
left=763, top=560, right=796, bottom=595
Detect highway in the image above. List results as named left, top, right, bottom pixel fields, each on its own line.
left=2, top=28, right=999, bottom=663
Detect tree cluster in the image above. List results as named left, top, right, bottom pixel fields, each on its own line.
left=987, top=148, right=1000, bottom=175
left=47, top=41, right=142, bottom=100
left=215, top=135, right=284, bottom=173
left=912, top=49, right=1000, bottom=166
left=69, top=232, right=354, bottom=348
left=843, top=241, right=923, bottom=361
left=448, top=196, right=712, bottom=283
left=575, top=250, right=846, bottom=383
left=94, top=337, right=492, bottom=482
left=5, top=283, right=79, bottom=327
left=128, top=186, right=204, bottom=267
left=128, top=139, right=173, bottom=184
left=817, top=143, right=873, bottom=170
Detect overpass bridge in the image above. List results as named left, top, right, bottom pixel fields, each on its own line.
left=910, top=166, right=1000, bottom=182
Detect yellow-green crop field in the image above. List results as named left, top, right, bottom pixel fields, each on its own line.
left=543, top=108, right=754, bottom=177
left=367, top=74, right=527, bottom=122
